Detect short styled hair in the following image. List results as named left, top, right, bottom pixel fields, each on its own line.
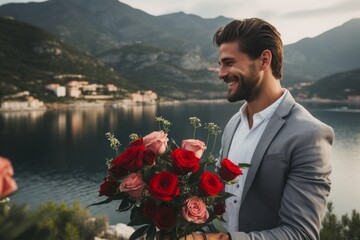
left=213, top=18, right=283, bottom=79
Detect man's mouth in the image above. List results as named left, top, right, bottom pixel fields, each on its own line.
left=227, top=81, right=237, bottom=87
left=224, top=76, right=239, bottom=87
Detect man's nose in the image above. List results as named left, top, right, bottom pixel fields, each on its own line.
left=218, top=66, right=227, bottom=79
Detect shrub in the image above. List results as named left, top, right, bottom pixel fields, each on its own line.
left=33, top=201, right=107, bottom=240
left=321, top=201, right=360, bottom=240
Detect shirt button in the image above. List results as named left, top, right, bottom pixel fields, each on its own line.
left=234, top=200, right=237, bottom=204
left=236, top=184, right=240, bottom=188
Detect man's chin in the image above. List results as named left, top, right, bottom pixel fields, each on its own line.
left=227, top=95, right=241, bottom=102
left=227, top=92, right=243, bottom=102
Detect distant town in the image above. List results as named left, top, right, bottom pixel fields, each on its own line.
left=0, top=76, right=158, bottom=111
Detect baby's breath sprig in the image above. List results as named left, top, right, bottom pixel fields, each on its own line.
left=129, top=133, right=139, bottom=142
left=155, top=116, right=172, bottom=133
left=105, top=132, right=121, bottom=156
left=204, top=122, right=222, bottom=156
left=189, top=117, right=202, bottom=139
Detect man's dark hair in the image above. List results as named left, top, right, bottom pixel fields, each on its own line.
left=213, top=18, right=283, bottom=79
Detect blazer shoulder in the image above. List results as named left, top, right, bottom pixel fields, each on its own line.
left=288, top=103, right=334, bottom=141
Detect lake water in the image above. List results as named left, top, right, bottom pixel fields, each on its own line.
left=1, top=101, right=360, bottom=224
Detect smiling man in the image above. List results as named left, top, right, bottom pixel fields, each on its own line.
left=183, top=18, right=334, bottom=240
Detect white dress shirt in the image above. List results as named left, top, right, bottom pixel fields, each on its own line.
left=222, top=89, right=287, bottom=232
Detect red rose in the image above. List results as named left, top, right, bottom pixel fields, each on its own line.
left=110, top=145, right=146, bottom=173
left=219, top=158, right=243, bottom=181
left=130, top=138, right=144, bottom=147
left=144, top=150, right=156, bottom=165
left=171, top=148, right=200, bottom=175
left=198, top=172, right=224, bottom=196
left=148, top=171, right=180, bottom=201
left=214, top=202, right=226, bottom=215
left=154, top=206, right=177, bottom=230
left=99, top=177, right=118, bottom=197
left=143, top=199, right=159, bottom=218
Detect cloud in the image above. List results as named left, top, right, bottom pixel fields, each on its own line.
left=280, top=0, right=360, bottom=18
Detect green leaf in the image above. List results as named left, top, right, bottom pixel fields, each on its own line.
left=238, top=163, right=251, bottom=169
left=214, top=192, right=235, bottom=201
left=129, top=225, right=150, bottom=240
left=86, top=195, right=123, bottom=208
left=117, top=198, right=133, bottom=212
left=170, top=138, right=180, bottom=149
left=128, top=214, right=151, bottom=226
left=146, top=224, right=157, bottom=240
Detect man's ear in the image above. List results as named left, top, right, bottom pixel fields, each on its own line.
left=259, top=50, right=272, bottom=70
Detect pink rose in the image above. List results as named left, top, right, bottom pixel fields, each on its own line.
left=119, top=173, right=146, bottom=199
left=181, top=139, right=207, bottom=158
left=0, top=157, right=18, bottom=197
left=181, top=196, right=209, bottom=224
left=143, top=131, right=169, bottom=155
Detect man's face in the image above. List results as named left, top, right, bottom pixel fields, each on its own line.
left=217, top=41, right=261, bottom=102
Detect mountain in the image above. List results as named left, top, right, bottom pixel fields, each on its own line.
left=0, top=0, right=231, bottom=57
left=304, top=67, right=360, bottom=99
left=97, top=43, right=225, bottom=99
left=0, top=16, right=133, bottom=100
left=284, top=18, right=360, bottom=83
left=1, top=0, right=360, bottom=100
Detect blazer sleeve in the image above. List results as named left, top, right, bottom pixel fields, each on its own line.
left=229, top=123, right=334, bottom=240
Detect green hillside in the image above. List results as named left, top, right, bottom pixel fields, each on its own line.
left=0, top=16, right=134, bottom=100
left=305, top=68, right=360, bottom=99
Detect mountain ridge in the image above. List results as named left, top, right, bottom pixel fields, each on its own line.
left=0, top=16, right=134, bottom=100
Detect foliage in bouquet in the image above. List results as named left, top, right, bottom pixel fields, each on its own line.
left=91, top=117, right=249, bottom=240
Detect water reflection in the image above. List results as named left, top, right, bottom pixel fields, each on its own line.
left=1, top=103, right=360, bottom=223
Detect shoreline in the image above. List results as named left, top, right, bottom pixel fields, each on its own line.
left=1, top=98, right=359, bottom=112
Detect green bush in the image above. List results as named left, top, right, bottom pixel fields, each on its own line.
left=321, top=201, right=360, bottom=240
left=33, top=201, right=108, bottom=240
left=0, top=201, right=49, bottom=240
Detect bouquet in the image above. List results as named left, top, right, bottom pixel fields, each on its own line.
left=91, top=117, right=249, bottom=240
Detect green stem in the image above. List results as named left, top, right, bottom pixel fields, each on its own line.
left=192, top=128, right=196, bottom=139
left=206, top=133, right=210, bottom=149
left=211, top=135, right=217, bottom=155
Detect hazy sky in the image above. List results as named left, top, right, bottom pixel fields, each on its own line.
left=0, top=0, right=359, bottom=44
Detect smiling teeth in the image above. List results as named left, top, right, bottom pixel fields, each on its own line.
left=228, top=82, right=236, bottom=86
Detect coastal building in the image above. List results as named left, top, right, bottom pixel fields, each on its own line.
left=142, top=91, right=157, bottom=103
left=67, top=80, right=89, bottom=88
left=1, top=96, right=45, bottom=110
left=106, top=84, right=118, bottom=92
left=45, top=84, right=66, bottom=97
left=130, top=91, right=157, bottom=104
left=68, top=87, right=81, bottom=98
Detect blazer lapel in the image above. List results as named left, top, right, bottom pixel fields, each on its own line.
left=240, top=92, right=295, bottom=205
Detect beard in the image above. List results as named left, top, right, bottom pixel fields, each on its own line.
left=226, top=63, right=261, bottom=103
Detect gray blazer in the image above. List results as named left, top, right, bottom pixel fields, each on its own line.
left=221, top=92, right=334, bottom=240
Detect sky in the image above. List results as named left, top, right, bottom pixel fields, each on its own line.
left=0, top=0, right=359, bottom=44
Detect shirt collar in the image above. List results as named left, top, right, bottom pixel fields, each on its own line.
left=239, top=89, right=288, bottom=122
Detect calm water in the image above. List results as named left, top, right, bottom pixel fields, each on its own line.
left=0, top=102, right=360, bottom=224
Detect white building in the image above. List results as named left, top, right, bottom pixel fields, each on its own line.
left=46, top=84, right=66, bottom=97
left=1, top=96, right=45, bottom=110
left=106, top=84, right=118, bottom=92
left=68, top=87, right=81, bottom=98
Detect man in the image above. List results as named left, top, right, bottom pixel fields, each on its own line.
left=185, top=18, right=334, bottom=240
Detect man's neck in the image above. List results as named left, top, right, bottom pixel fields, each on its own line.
left=246, top=85, right=283, bottom=129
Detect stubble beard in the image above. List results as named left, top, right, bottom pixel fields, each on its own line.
left=227, top=64, right=261, bottom=103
